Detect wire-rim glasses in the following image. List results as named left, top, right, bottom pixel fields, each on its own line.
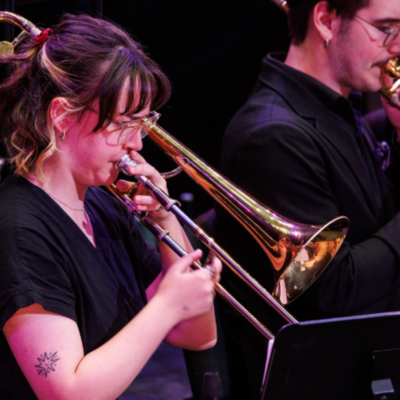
left=341, top=9, right=400, bottom=47
left=91, top=110, right=161, bottom=145
left=111, top=111, right=160, bottom=144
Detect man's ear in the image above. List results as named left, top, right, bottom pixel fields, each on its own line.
left=49, top=97, right=73, bottom=133
left=313, top=1, right=339, bottom=44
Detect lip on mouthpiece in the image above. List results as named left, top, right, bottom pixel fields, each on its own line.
left=115, top=154, right=137, bottom=176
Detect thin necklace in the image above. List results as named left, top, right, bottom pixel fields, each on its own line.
left=41, top=186, right=86, bottom=212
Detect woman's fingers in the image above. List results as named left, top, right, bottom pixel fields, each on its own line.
left=133, top=194, right=161, bottom=211
left=157, top=249, right=219, bottom=321
left=168, top=249, right=203, bottom=274
left=115, top=180, right=135, bottom=193
left=116, top=152, right=169, bottom=214
left=204, top=252, right=222, bottom=284
left=127, top=151, right=167, bottom=189
left=128, top=150, right=146, bottom=164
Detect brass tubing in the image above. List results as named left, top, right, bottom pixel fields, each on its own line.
left=107, top=183, right=275, bottom=340
left=113, top=171, right=299, bottom=325
left=0, top=11, right=41, bottom=56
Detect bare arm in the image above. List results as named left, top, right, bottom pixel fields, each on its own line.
left=3, top=251, right=215, bottom=400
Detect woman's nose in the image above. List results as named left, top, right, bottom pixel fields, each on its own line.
left=123, top=131, right=143, bottom=152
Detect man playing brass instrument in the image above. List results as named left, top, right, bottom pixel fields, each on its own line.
left=214, top=0, right=400, bottom=398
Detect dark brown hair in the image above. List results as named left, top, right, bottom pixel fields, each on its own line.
left=0, top=14, right=171, bottom=176
left=286, top=0, right=370, bottom=45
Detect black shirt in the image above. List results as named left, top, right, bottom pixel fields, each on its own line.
left=0, top=174, right=161, bottom=399
left=213, top=52, right=400, bottom=400
left=268, top=54, right=392, bottom=221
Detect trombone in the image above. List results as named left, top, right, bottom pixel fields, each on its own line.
left=107, top=115, right=349, bottom=340
left=0, top=11, right=349, bottom=340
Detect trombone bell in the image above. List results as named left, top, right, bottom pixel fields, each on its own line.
left=140, top=115, right=349, bottom=306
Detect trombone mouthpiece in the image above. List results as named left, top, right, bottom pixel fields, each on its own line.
left=115, top=154, right=137, bottom=175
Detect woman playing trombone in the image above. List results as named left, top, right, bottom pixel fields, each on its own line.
left=0, top=13, right=221, bottom=399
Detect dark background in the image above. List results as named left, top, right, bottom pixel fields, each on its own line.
left=1, top=0, right=289, bottom=216
left=0, top=0, right=381, bottom=217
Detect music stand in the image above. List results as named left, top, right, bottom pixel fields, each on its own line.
left=261, top=311, right=400, bottom=400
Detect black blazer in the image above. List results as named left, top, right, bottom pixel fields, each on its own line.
left=215, top=54, right=400, bottom=331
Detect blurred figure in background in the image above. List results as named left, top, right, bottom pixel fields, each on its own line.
left=214, top=0, right=400, bottom=398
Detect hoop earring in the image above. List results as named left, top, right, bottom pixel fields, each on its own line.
left=323, top=39, right=330, bottom=49
left=60, top=131, right=66, bottom=141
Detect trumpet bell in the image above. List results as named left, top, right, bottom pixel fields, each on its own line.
left=381, top=57, right=400, bottom=108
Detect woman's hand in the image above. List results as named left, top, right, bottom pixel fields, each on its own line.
left=155, top=249, right=222, bottom=323
left=116, top=150, right=172, bottom=222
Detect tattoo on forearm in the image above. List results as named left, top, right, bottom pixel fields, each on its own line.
left=35, top=352, right=60, bottom=377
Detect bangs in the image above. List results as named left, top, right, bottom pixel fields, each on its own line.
left=93, top=47, right=171, bottom=132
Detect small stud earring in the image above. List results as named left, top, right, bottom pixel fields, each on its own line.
left=323, top=39, right=330, bottom=49
left=60, top=131, right=66, bottom=141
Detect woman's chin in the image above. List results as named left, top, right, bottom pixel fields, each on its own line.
left=91, top=171, right=119, bottom=187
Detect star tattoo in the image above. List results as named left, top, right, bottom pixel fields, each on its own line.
left=35, top=352, right=60, bottom=377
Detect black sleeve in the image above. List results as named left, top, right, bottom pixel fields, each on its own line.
left=0, top=205, right=77, bottom=330
left=231, top=120, right=400, bottom=315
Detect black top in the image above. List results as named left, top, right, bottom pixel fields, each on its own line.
left=278, top=54, right=394, bottom=217
left=0, top=174, right=161, bottom=399
left=216, top=52, right=400, bottom=324
left=213, top=53, right=400, bottom=399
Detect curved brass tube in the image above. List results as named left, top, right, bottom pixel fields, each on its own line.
left=0, top=11, right=41, bottom=56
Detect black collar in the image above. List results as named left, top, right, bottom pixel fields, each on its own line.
left=260, top=53, right=357, bottom=121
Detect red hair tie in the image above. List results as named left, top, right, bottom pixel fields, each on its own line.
left=35, top=28, right=52, bottom=49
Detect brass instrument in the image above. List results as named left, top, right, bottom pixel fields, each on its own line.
left=381, top=58, right=400, bottom=108
left=1, top=11, right=349, bottom=340
left=271, top=0, right=400, bottom=109
left=108, top=115, right=349, bottom=340
left=0, top=11, right=41, bottom=56
left=271, top=0, right=288, bottom=12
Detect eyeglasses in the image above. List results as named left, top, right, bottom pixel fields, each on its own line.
left=112, top=111, right=161, bottom=144
left=92, top=110, right=161, bottom=145
left=346, top=11, right=400, bottom=47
